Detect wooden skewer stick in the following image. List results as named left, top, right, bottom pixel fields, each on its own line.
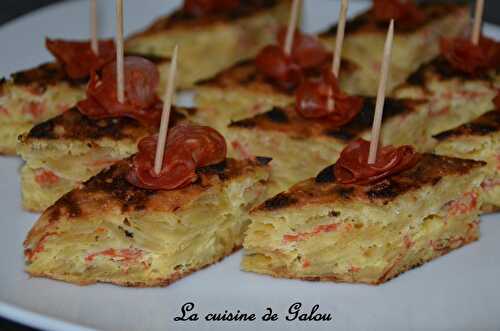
left=332, top=0, right=348, bottom=77
left=368, top=20, right=394, bottom=164
left=327, top=0, right=349, bottom=111
left=283, top=0, right=301, bottom=56
left=471, top=0, right=485, bottom=45
left=90, top=0, right=98, bottom=55
left=115, top=0, right=125, bottom=103
left=154, top=45, right=179, bottom=175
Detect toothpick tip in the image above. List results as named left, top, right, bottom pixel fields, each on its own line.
left=368, top=18, right=394, bottom=164
left=283, top=0, right=301, bottom=55
left=154, top=44, right=179, bottom=174
left=472, top=0, right=485, bottom=45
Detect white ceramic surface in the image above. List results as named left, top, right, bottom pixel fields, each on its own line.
left=0, top=1, right=499, bottom=331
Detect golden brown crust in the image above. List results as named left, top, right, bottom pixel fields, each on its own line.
left=26, top=245, right=242, bottom=287
left=129, top=0, right=288, bottom=36
left=320, top=2, right=468, bottom=36
left=41, top=158, right=269, bottom=221
left=255, top=154, right=485, bottom=212
left=229, top=98, right=424, bottom=142
left=21, top=108, right=186, bottom=142
left=196, top=58, right=358, bottom=94
left=433, top=110, right=500, bottom=141
left=4, top=53, right=170, bottom=89
left=8, top=62, right=84, bottom=87
left=404, top=56, right=498, bottom=89
left=481, top=203, right=500, bottom=214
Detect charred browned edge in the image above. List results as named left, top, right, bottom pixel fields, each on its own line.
left=0, top=78, right=5, bottom=96
left=328, top=98, right=416, bottom=141
left=9, top=62, right=85, bottom=88
left=230, top=98, right=419, bottom=142
left=4, top=52, right=168, bottom=90
left=48, top=158, right=266, bottom=215
left=255, top=156, right=272, bottom=165
left=406, top=56, right=496, bottom=87
left=46, top=194, right=82, bottom=222
left=481, top=203, right=500, bottom=214
left=199, top=59, right=300, bottom=94
left=320, top=2, right=467, bottom=37
left=255, top=154, right=485, bottom=212
left=129, top=0, right=282, bottom=37
left=23, top=108, right=185, bottom=141
left=434, top=110, right=500, bottom=141
left=315, top=164, right=336, bottom=183
left=179, top=107, right=199, bottom=117
left=195, top=57, right=357, bottom=94
left=263, top=193, right=298, bottom=211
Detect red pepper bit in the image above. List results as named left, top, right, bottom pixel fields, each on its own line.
left=295, top=69, right=363, bottom=127
left=283, top=223, right=339, bottom=243
left=183, top=0, right=239, bottom=17
left=348, top=265, right=360, bottom=273
left=22, top=102, right=46, bottom=119
left=447, top=192, right=478, bottom=217
left=334, top=138, right=420, bottom=185
left=25, top=232, right=58, bottom=262
left=85, top=248, right=143, bottom=263
left=126, top=124, right=227, bottom=190
left=35, top=170, right=60, bottom=186
left=440, top=36, right=500, bottom=75
left=373, top=0, right=425, bottom=29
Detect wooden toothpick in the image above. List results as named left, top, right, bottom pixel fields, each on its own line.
left=90, top=0, right=98, bottom=55
left=332, top=0, right=348, bottom=77
left=154, top=45, right=179, bottom=175
left=368, top=20, right=394, bottom=164
left=328, top=0, right=349, bottom=111
left=472, top=0, right=485, bottom=45
left=284, top=0, right=301, bottom=56
left=115, top=0, right=124, bottom=103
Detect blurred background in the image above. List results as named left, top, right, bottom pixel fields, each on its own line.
left=0, top=0, right=498, bottom=330
left=0, top=0, right=499, bottom=26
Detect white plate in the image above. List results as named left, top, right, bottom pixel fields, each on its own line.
left=1, top=1, right=499, bottom=331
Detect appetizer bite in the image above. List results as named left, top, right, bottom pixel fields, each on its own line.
left=0, top=40, right=112, bottom=155
left=24, top=49, right=271, bottom=286
left=223, top=20, right=429, bottom=196
left=18, top=3, right=191, bottom=211
left=125, top=0, right=291, bottom=88
left=194, top=1, right=359, bottom=133
left=434, top=105, right=500, bottom=213
left=17, top=56, right=190, bottom=212
left=0, top=41, right=172, bottom=156
left=242, top=143, right=485, bottom=284
left=23, top=124, right=270, bottom=287
left=318, top=0, right=469, bottom=95
left=226, top=97, right=428, bottom=196
left=242, top=21, right=486, bottom=284
left=393, top=34, right=499, bottom=138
